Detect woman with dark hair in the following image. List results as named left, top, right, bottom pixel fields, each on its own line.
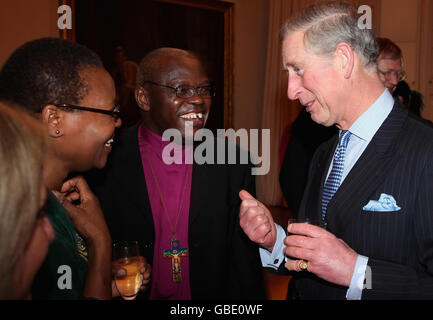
left=0, top=38, right=150, bottom=299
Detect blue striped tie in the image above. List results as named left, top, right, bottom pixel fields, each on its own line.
left=321, top=130, right=351, bottom=221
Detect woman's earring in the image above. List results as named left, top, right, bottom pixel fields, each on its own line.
left=56, top=130, right=60, bottom=135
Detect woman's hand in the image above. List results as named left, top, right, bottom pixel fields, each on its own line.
left=54, top=176, right=112, bottom=299
left=54, top=176, right=110, bottom=245
left=112, top=256, right=152, bottom=298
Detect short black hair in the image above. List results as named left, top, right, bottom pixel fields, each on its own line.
left=136, top=47, right=200, bottom=87
left=0, top=37, right=103, bottom=112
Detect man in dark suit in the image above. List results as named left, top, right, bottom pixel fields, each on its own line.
left=88, top=48, right=265, bottom=299
left=239, top=1, right=433, bottom=299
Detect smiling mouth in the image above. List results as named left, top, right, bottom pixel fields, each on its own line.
left=303, top=100, right=314, bottom=110
left=105, top=138, right=114, bottom=147
left=179, top=112, right=204, bottom=120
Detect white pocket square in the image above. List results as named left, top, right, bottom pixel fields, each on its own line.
left=363, top=193, right=401, bottom=212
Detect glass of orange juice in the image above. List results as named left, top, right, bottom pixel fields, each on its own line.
left=112, top=241, right=141, bottom=300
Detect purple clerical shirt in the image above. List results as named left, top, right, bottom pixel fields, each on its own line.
left=138, top=124, right=193, bottom=299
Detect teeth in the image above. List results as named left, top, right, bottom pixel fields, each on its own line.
left=105, top=138, right=114, bottom=147
left=180, top=113, right=203, bottom=119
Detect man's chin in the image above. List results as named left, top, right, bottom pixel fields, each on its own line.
left=94, top=157, right=108, bottom=170
left=309, top=112, right=323, bottom=125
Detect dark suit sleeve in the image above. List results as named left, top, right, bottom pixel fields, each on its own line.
left=227, top=160, right=266, bottom=299
left=85, top=163, right=119, bottom=241
left=363, top=158, right=433, bottom=299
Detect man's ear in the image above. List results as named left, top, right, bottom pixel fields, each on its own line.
left=335, top=42, right=354, bottom=79
left=41, top=105, right=63, bottom=137
left=135, top=86, right=151, bottom=112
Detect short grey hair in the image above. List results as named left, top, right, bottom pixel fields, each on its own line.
left=280, top=0, right=378, bottom=68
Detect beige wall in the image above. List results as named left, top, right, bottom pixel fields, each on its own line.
left=228, top=0, right=269, bottom=131
left=379, top=0, right=420, bottom=90
left=0, top=0, right=59, bottom=68
left=418, top=0, right=433, bottom=121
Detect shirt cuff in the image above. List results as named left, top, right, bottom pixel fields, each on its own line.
left=346, top=254, right=369, bottom=300
left=259, top=223, right=286, bottom=270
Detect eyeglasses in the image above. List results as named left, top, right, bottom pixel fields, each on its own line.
left=54, top=104, right=121, bottom=120
left=142, top=81, right=216, bottom=98
left=377, top=69, right=407, bottom=81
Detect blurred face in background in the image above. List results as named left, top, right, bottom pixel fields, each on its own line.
left=377, top=57, right=404, bottom=93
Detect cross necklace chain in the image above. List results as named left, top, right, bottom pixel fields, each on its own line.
left=144, top=152, right=190, bottom=282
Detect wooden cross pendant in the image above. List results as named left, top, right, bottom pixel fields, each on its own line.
left=163, top=240, right=188, bottom=282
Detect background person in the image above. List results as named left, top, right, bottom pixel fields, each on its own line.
left=376, top=37, right=406, bottom=94
left=393, top=80, right=425, bottom=117
left=111, top=46, right=140, bottom=127
left=0, top=102, right=54, bottom=299
left=377, top=37, right=427, bottom=122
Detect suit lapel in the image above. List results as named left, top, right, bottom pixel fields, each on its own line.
left=325, top=103, right=408, bottom=229
left=189, top=158, right=218, bottom=227
left=119, top=124, right=155, bottom=236
left=189, top=140, right=225, bottom=228
left=189, top=162, right=203, bottom=227
left=303, top=140, right=336, bottom=221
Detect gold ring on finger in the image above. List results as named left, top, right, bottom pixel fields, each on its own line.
left=299, top=260, right=308, bottom=271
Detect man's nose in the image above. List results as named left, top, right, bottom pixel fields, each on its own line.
left=287, top=75, right=302, bottom=101
left=389, top=75, right=399, bottom=86
left=186, top=92, right=205, bottom=104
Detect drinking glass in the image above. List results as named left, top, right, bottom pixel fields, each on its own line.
left=285, top=218, right=327, bottom=266
left=112, top=241, right=141, bottom=300
left=287, top=217, right=327, bottom=231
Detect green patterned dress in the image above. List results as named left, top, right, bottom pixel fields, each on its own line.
left=31, top=192, right=88, bottom=299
